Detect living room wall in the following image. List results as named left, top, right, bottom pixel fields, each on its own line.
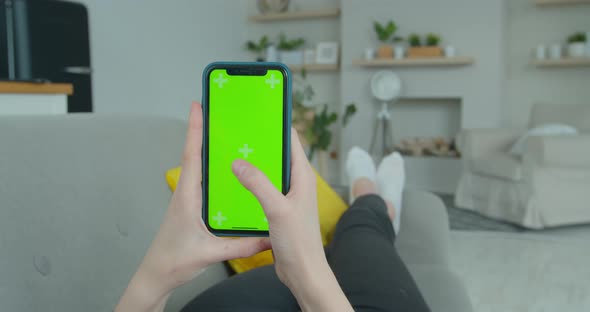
left=75, top=0, right=250, bottom=118
left=340, top=0, right=505, bottom=190
left=505, top=0, right=590, bottom=128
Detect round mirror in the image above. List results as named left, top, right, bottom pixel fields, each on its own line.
left=370, top=70, right=401, bottom=102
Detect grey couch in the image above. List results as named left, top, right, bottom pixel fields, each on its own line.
left=0, top=114, right=472, bottom=311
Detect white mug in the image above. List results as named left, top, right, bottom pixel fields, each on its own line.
left=444, top=45, right=456, bottom=58
left=266, top=45, right=278, bottom=62
left=365, top=48, right=375, bottom=60
left=535, top=45, right=546, bottom=60
left=549, top=44, right=562, bottom=60
left=394, top=46, right=405, bottom=59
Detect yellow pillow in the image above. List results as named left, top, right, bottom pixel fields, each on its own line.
left=165, top=166, right=347, bottom=273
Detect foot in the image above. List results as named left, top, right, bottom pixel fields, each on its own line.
left=346, top=147, right=376, bottom=204
left=377, top=152, right=405, bottom=234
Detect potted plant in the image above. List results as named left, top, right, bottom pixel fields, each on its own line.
left=244, top=35, right=271, bottom=61
left=374, top=20, right=397, bottom=58
left=292, top=74, right=357, bottom=177
left=277, top=33, right=305, bottom=65
left=392, top=36, right=405, bottom=59
left=567, top=32, right=587, bottom=58
left=407, top=33, right=443, bottom=58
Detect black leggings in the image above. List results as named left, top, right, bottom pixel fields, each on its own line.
left=182, top=195, right=430, bottom=312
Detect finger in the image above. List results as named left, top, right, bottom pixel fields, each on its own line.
left=179, top=102, right=203, bottom=188
left=289, top=128, right=314, bottom=192
left=214, top=237, right=271, bottom=261
left=232, top=159, right=285, bottom=215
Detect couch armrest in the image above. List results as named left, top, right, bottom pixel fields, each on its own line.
left=457, top=128, right=522, bottom=160
left=165, top=263, right=231, bottom=312
left=396, top=190, right=450, bottom=267
left=523, top=135, right=590, bottom=168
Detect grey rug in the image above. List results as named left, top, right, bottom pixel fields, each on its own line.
left=438, top=194, right=525, bottom=232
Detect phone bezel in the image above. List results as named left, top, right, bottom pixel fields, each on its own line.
left=201, top=62, right=292, bottom=237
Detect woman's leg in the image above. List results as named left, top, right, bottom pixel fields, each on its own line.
left=326, top=194, right=429, bottom=312
left=181, top=265, right=299, bottom=312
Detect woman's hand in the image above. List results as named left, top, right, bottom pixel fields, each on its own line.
left=232, top=130, right=353, bottom=311
left=116, top=102, right=270, bottom=312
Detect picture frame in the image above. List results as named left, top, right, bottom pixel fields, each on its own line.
left=315, top=42, right=339, bottom=64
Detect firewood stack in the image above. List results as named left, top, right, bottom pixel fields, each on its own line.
left=395, top=137, right=460, bottom=158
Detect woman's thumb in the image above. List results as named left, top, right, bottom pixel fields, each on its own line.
left=232, top=159, right=285, bottom=215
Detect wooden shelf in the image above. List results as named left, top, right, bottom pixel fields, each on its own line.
left=0, top=81, right=73, bottom=95
left=288, top=63, right=339, bottom=72
left=535, top=0, right=590, bottom=6
left=532, top=58, right=590, bottom=67
left=352, top=57, right=475, bottom=67
left=249, top=8, right=340, bottom=22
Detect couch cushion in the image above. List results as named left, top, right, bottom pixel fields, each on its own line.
left=472, top=154, right=523, bottom=181
left=0, top=114, right=228, bottom=312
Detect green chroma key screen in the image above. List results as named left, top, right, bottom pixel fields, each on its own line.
left=207, top=68, right=284, bottom=232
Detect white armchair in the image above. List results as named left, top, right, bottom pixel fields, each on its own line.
left=455, top=104, right=590, bottom=229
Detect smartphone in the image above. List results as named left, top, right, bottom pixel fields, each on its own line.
left=202, top=62, right=291, bottom=237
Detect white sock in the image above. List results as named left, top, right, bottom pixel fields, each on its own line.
left=377, top=152, right=405, bottom=234
left=345, top=146, right=376, bottom=204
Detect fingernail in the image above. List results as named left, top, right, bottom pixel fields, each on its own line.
left=232, top=159, right=248, bottom=177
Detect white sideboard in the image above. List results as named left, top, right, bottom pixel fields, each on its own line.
left=0, top=82, right=73, bottom=115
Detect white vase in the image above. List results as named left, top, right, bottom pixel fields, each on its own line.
left=549, top=44, right=562, bottom=60
left=568, top=43, right=586, bottom=58
left=534, top=45, right=546, bottom=60
left=266, top=45, right=278, bottom=62
left=393, top=46, right=405, bottom=59
left=444, top=45, right=456, bottom=58
left=279, top=50, right=304, bottom=65
left=365, top=47, right=375, bottom=60
left=535, top=44, right=547, bottom=60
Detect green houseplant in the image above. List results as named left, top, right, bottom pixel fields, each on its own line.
left=426, top=33, right=441, bottom=46
left=567, top=32, right=587, bottom=58
left=408, top=33, right=421, bottom=47
left=408, top=33, right=443, bottom=58
left=277, top=33, right=305, bottom=51
left=292, top=74, right=357, bottom=179
left=567, top=32, right=586, bottom=44
left=277, top=33, right=306, bottom=65
left=373, top=20, right=398, bottom=58
left=244, top=35, right=271, bottom=61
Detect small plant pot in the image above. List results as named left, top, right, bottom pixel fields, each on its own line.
left=377, top=44, right=393, bottom=58
left=568, top=43, right=586, bottom=58
left=279, top=50, right=304, bottom=65
left=407, top=46, right=443, bottom=58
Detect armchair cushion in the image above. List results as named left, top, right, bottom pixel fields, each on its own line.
left=524, top=134, right=590, bottom=168
left=457, top=128, right=522, bottom=161
left=530, top=103, right=590, bottom=132
left=472, top=154, right=522, bottom=181
left=509, top=123, right=578, bottom=156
